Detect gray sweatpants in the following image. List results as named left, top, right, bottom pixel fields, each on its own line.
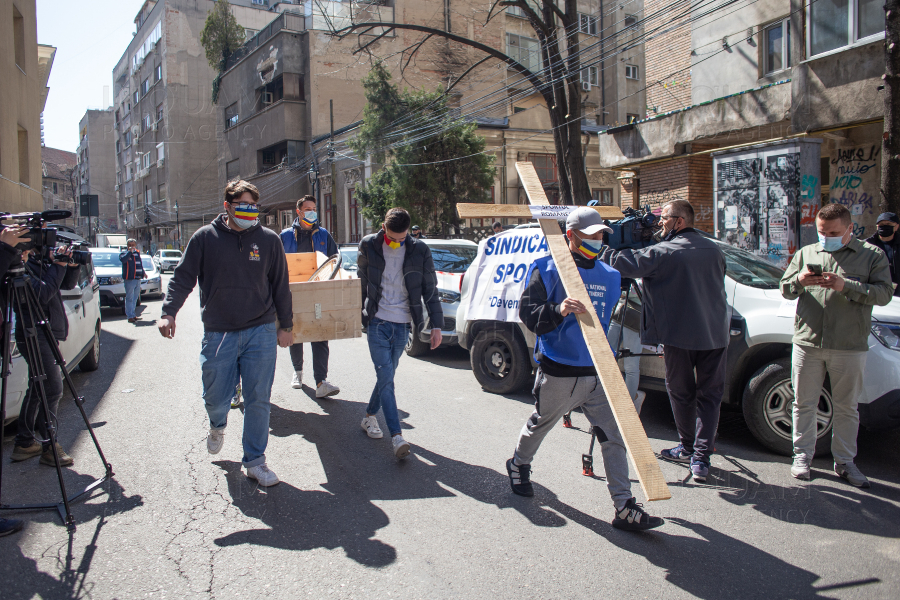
left=514, top=369, right=632, bottom=508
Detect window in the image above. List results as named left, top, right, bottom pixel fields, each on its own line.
left=625, top=64, right=639, bottom=80
left=145, top=186, right=153, bottom=205
left=133, top=90, right=139, bottom=105
left=579, top=13, right=598, bottom=35
left=592, top=189, right=613, bottom=206
left=528, top=153, right=557, bottom=185
left=155, top=64, right=162, bottom=83
left=125, top=162, right=133, bottom=181
left=581, top=66, right=598, bottom=86
left=141, top=78, right=150, bottom=96
left=116, top=171, right=121, bottom=185
left=124, top=131, right=132, bottom=147
left=144, top=113, right=152, bottom=132
left=513, top=106, right=527, bottom=114
left=624, top=14, right=638, bottom=27
left=116, top=140, right=121, bottom=154
left=323, top=193, right=333, bottom=234
left=507, top=33, right=542, bottom=72
left=506, top=5, right=526, bottom=18
left=225, top=103, right=239, bottom=128
left=53, top=182, right=58, bottom=194
left=809, top=0, right=883, bottom=57
left=764, top=19, right=791, bottom=74
left=126, top=195, right=134, bottom=212
left=262, top=151, right=278, bottom=166
left=245, top=29, right=258, bottom=39
left=156, top=142, right=165, bottom=162
left=349, top=188, right=360, bottom=243
left=142, top=152, right=151, bottom=169
left=259, top=76, right=284, bottom=106
left=627, top=113, right=640, bottom=123
left=17, top=127, right=29, bottom=185
left=158, top=183, right=166, bottom=202
left=226, top=159, right=240, bottom=181
left=13, top=5, right=25, bottom=71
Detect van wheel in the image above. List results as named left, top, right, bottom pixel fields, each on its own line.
left=742, top=358, right=833, bottom=457
left=405, top=330, right=431, bottom=357
left=78, top=322, right=101, bottom=372
left=470, top=328, right=531, bottom=394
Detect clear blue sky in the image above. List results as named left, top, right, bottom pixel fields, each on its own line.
left=37, top=0, right=146, bottom=153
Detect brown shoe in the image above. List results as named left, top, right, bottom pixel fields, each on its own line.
left=128, top=318, right=136, bottom=323
left=10, top=442, right=42, bottom=462
left=40, top=444, right=74, bottom=467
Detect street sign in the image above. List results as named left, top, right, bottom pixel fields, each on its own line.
left=457, top=162, right=671, bottom=502
left=79, top=194, right=99, bottom=217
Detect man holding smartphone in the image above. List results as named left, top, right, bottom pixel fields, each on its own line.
left=780, top=203, right=893, bottom=488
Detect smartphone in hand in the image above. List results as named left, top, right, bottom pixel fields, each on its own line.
left=807, top=263, right=823, bottom=276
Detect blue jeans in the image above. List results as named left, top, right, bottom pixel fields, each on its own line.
left=366, top=317, right=410, bottom=436
left=124, top=279, right=141, bottom=318
left=200, top=322, right=277, bottom=467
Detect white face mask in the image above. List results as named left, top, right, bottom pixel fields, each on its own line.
left=818, top=225, right=850, bottom=252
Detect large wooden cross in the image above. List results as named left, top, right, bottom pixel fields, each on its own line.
left=457, top=162, right=671, bottom=502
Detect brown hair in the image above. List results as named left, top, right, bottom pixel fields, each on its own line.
left=224, top=179, right=260, bottom=203
left=664, top=199, right=695, bottom=225
left=817, top=202, right=851, bottom=225
left=296, top=195, right=317, bottom=210
left=384, top=207, right=411, bottom=233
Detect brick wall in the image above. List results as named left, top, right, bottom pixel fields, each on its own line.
left=643, top=0, right=692, bottom=115
left=635, top=151, right=715, bottom=233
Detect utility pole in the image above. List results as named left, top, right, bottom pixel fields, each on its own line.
left=175, top=201, right=181, bottom=250
left=883, top=2, right=900, bottom=213
left=330, top=99, right=338, bottom=240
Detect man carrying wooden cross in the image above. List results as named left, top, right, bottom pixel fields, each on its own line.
left=508, top=207, right=664, bottom=531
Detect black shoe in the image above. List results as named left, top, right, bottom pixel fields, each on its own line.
left=612, top=498, right=664, bottom=532
left=0, top=518, right=24, bottom=538
left=506, top=458, right=534, bottom=497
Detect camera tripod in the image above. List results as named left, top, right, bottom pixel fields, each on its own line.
left=0, top=262, right=112, bottom=532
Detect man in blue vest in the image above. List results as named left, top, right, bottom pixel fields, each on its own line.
left=506, top=207, right=664, bottom=532
left=279, top=195, right=340, bottom=397
left=119, top=238, right=145, bottom=323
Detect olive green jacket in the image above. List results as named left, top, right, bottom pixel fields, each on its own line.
left=781, top=237, right=893, bottom=351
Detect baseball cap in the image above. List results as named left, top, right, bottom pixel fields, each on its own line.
left=411, top=225, right=421, bottom=231
left=876, top=212, right=899, bottom=225
left=566, top=206, right=612, bottom=235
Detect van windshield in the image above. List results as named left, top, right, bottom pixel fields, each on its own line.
left=716, top=242, right=785, bottom=289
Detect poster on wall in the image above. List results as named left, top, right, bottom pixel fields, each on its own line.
left=828, top=144, right=881, bottom=239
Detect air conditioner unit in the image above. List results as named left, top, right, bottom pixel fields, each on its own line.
left=157, top=158, right=165, bottom=168
left=151, top=120, right=158, bottom=131
left=262, top=92, right=274, bottom=105
left=581, top=81, right=591, bottom=92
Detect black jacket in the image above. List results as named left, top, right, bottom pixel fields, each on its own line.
left=599, top=228, right=729, bottom=350
left=357, top=231, right=444, bottom=331
left=866, top=233, right=900, bottom=296
left=0, top=241, right=19, bottom=281
left=119, top=249, right=145, bottom=280
left=162, top=214, right=293, bottom=332
left=14, top=254, right=79, bottom=341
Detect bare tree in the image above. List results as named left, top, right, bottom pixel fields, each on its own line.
left=333, top=1, right=593, bottom=204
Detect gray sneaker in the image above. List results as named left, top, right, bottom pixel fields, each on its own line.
left=835, top=462, right=870, bottom=488
left=207, top=428, right=226, bottom=454
left=791, top=454, right=812, bottom=480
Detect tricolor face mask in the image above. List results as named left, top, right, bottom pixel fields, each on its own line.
left=383, top=229, right=405, bottom=249
left=573, top=233, right=603, bottom=259
left=301, top=210, right=317, bottom=227
left=229, top=201, right=259, bottom=230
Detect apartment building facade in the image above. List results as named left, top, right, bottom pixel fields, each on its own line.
left=111, top=0, right=279, bottom=253
left=599, top=0, right=886, bottom=268
left=1, top=0, right=53, bottom=213
left=41, top=146, right=77, bottom=230
left=216, top=0, right=644, bottom=243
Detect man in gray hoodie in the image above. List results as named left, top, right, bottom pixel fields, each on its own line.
left=158, top=180, right=293, bottom=487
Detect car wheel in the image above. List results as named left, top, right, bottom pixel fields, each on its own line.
left=742, top=357, right=834, bottom=457
left=470, top=328, right=532, bottom=395
left=78, top=322, right=101, bottom=372
left=405, top=329, right=431, bottom=357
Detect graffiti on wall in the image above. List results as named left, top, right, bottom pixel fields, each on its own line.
left=828, top=144, right=880, bottom=239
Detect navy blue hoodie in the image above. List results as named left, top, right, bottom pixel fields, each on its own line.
left=162, top=214, right=293, bottom=332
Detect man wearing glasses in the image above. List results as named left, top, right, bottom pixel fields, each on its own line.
left=158, top=180, right=293, bottom=487
left=598, top=200, right=729, bottom=483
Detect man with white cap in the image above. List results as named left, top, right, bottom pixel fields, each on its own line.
left=506, top=206, right=664, bottom=532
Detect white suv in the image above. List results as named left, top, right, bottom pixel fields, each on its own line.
left=456, top=231, right=900, bottom=456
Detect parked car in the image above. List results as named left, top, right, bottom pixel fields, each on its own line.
left=152, top=249, right=182, bottom=272
left=90, top=247, right=141, bottom=315
left=140, top=255, right=163, bottom=299
left=405, top=239, right=478, bottom=356
left=456, top=233, right=900, bottom=456
left=3, top=247, right=103, bottom=425
left=337, top=244, right=359, bottom=278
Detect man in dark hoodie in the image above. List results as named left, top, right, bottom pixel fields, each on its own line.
left=865, top=212, right=900, bottom=297
left=158, top=180, right=293, bottom=487
left=279, top=195, right=339, bottom=397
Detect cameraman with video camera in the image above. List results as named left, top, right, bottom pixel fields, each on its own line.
left=9, top=237, right=81, bottom=469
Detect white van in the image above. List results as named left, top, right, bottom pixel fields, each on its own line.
left=456, top=232, right=900, bottom=456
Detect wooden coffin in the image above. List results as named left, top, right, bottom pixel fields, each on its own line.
left=286, top=252, right=362, bottom=344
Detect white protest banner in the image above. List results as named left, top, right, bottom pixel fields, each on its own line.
left=466, top=229, right=550, bottom=322
left=528, top=205, right=579, bottom=220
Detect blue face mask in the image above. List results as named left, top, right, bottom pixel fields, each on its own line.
left=818, top=226, right=850, bottom=252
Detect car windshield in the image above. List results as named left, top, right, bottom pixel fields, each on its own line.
left=142, top=257, right=155, bottom=270
left=161, top=251, right=181, bottom=258
left=91, top=252, right=121, bottom=268
left=715, top=242, right=785, bottom=289
left=430, top=245, right=478, bottom=273
left=339, top=248, right=358, bottom=269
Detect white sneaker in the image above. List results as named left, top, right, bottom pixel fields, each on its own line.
left=207, top=428, right=225, bottom=454
left=246, top=463, right=280, bottom=487
left=291, top=371, right=302, bottom=389
left=392, top=435, right=411, bottom=459
left=361, top=415, right=383, bottom=439
left=791, top=454, right=812, bottom=480
left=634, top=390, right=646, bottom=414
left=315, top=380, right=340, bottom=398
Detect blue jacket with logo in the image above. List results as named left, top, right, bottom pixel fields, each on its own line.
left=119, top=249, right=145, bottom=280
left=280, top=219, right=337, bottom=257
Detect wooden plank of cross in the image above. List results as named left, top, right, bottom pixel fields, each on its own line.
left=457, top=162, right=671, bottom=502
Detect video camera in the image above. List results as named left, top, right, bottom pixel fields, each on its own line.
left=0, top=210, right=91, bottom=266
left=605, top=206, right=661, bottom=251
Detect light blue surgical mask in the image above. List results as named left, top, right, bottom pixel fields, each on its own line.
left=818, top=226, right=850, bottom=252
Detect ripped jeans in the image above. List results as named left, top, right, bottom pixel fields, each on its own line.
left=200, top=323, right=277, bottom=468
left=365, top=317, right=410, bottom=437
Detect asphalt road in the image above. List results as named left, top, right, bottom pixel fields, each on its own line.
left=1, top=275, right=899, bottom=599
